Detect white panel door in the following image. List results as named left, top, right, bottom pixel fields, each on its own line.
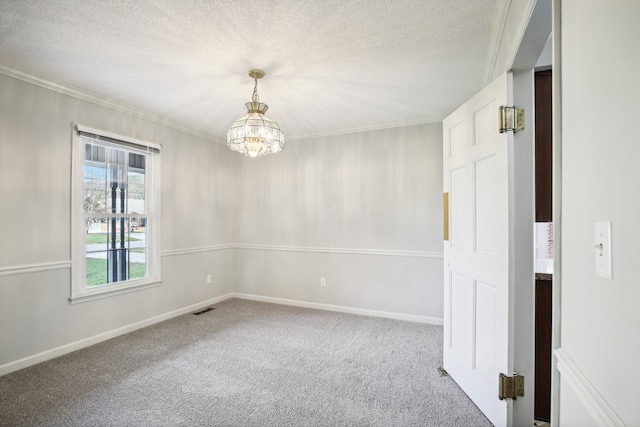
left=443, top=72, right=513, bottom=426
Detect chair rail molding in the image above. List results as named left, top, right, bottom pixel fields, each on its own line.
left=555, top=347, right=625, bottom=426
left=0, top=260, right=72, bottom=277
left=232, top=244, right=442, bottom=258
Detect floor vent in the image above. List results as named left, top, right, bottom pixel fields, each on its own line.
left=192, top=307, right=215, bottom=315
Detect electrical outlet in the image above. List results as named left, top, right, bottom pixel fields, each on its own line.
left=320, top=277, right=326, bottom=287
left=206, top=275, right=212, bottom=285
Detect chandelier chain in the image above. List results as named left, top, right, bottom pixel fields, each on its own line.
left=252, top=77, right=259, bottom=103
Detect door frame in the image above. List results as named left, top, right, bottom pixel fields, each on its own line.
left=509, top=0, right=552, bottom=423
left=480, top=0, right=553, bottom=424
left=550, top=1, right=562, bottom=425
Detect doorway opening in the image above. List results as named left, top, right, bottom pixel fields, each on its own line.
left=534, top=68, right=553, bottom=423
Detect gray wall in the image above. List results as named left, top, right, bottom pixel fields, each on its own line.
left=0, top=73, right=444, bottom=371
left=0, top=74, right=236, bottom=369
left=233, top=125, right=444, bottom=319
left=558, top=1, right=640, bottom=425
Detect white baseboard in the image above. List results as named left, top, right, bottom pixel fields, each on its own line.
left=0, top=293, right=234, bottom=377
left=1, top=292, right=441, bottom=377
left=232, top=292, right=443, bottom=325
left=555, top=347, right=625, bottom=426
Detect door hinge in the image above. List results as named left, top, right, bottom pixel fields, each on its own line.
left=498, top=106, right=525, bottom=133
left=498, top=373, right=525, bottom=400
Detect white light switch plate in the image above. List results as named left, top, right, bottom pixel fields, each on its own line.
left=594, top=221, right=612, bottom=279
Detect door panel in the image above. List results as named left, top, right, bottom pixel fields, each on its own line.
left=475, top=155, right=498, bottom=253
left=450, top=120, right=471, bottom=158
left=475, top=280, right=497, bottom=383
left=443, top=72, right=513, bottom=426
left=474, top=101, right=496, bottom=144
left=450, top=166, right=470, bottom=249
left=449, top=272, right=470, bottom=358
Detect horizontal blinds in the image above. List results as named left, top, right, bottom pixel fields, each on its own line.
left=75, top=123, right=160, bottom=154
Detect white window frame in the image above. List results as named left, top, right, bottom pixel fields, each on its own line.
left=70, top=123, right=162, bottom=304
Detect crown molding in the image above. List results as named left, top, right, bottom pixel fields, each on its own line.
left=286, top=116, right=446, bottom=142
left=1, top=64, right=442, bottom=144
left=484, top=0, right=512, bottom=85
left=0, top=64, right=225, bottom=145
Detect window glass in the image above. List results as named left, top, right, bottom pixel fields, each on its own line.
left=72, top=127, right=160, bottom=302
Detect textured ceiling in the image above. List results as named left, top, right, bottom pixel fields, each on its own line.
left=0, top=0, right=505, bottom=141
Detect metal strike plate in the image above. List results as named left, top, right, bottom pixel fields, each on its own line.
left=443, top=193, right=449, bottom=241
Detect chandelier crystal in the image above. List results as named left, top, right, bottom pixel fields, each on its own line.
left=227, top=69, right=284, bottom=158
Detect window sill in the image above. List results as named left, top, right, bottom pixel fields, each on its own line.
left=69, top=279, right=162, bottom=304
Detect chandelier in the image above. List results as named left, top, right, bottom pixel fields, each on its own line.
left=227, top=69, right=284, bottom=157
